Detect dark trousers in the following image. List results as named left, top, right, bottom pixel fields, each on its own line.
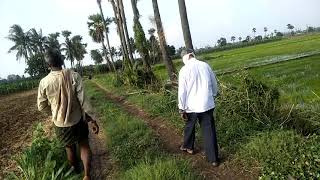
left=183, top=109, right=219, bottom=163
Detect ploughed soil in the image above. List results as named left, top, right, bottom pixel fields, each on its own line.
left=92, top=81, right=260, bottom=180
left=0, top=90, right=112, bottom=180
left=0, top=90, right=46, bottom=178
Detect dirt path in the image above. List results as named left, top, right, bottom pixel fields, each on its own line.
left=89, top=121, right=114, bottom=179
left=0, top=90, right=47, bottom=178
left=92, top=81, right=259, bottom=180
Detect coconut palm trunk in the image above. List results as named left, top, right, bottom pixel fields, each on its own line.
left=130, top=0, right=152, bottom=71
left=178, top=0, right=194, bottom=50
left=101, top=40, right=114, bottom=71
left=118, top=0, right=134, bottom=65
left=97, top=0, right=116, bottom=71
left=152, top=0, right=176, bottom=81
left=110, top=0, right=131, bottom=67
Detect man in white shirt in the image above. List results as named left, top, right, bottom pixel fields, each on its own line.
left=178, top=48, right=219, bottom=166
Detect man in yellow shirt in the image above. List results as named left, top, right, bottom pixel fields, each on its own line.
left=37, top=48, right=99, bottom=180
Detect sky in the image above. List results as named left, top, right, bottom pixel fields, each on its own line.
left=0, top=0, right=319, bottom=78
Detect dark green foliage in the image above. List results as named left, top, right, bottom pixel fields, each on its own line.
left=166, top=45, right=176, bottom=57
left=214, top=73, right=280, bottom=152
left=113, top=65, right=159, bottom=89
left=239, top=130, right=320, bottom=179
left=217, top=37, right=227, bottom=46
left=276, top=32, right=284, bottom=37
left=133, top=22, right=151, bottom=70
left=25, top=53, right=50, bottom=77
left=90, top=49, right=103, bottom=65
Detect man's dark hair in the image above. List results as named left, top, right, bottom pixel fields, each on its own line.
left=45, top=48, right=64, bottom=67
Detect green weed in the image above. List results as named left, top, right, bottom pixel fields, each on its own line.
left=239, top=130, right=320, bottom=179
left=7, top=123, right=79, bottom=180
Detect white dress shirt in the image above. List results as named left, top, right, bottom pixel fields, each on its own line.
left=178, top=58, right=218, bottom=113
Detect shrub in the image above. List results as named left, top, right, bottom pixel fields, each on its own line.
left=239, top=130, right=320, bottom=179
left=113, top=65, right=159, bottom=90
left=215, top=73, right=280, bottom=152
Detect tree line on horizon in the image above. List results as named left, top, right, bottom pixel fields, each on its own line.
left=6, top=0, right=320, bottom=83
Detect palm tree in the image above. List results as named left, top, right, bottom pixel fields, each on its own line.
left=7, top=24, right=33, bottom=61
left=178, top=0, right=193, bottom=50
left=246, top=35, right=251, bottom=42
left=152, top=0, right=176, bottom=81
left=231, top=36, right=236, bottom=43
left=96, top=0, right=117, bottom=68
left=91, top=49, right=103, bottom=64
left=71, top=35, right=87, bottom=74
left=28, top=28, right=47, bottom=55
left=61, top=30, right=75, bottom=68
left=131, top=0, right=151, bottom=70
left=45, top=32, right=61, bottom=51
left=28, top=28, right=47, bottom=69
left=110, top=47, right=117, bottom=61
left=238, top=37, right=242, bottom=42
left=264, top=27, right=268, bottom=37
left=118, top=0, right=134, bottom=64
left=252, top=27, right=256, bottom=37
left=87, top=14, right=115, bottom=71
left=287, top=24, right=295, bottom=35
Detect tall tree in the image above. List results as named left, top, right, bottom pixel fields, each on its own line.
left=61, top=30, right=75, bottom=68
left=178, top=0, right=194, bottom=50
left=131, top=0, right=151, bottom=70
left=45, top=32, right=61, bottom=50
left=7, top=24, right=33, bottom=61
left=71, top=35, right=87, bottom=75
left=91, top=49, right=103, bottom=65
left=246, top=35, right=251, bottom=42
left=28, top=28, right=46, bottom=55
left=264, top=27, right=268, bottom=37
left=28, top=28, right=47, bottom=70
left=238, top=37, right=242, bottom=42
left=217, top=37, right=227, bottom=46
left=97, top=0, right=117, bottom=68
left=152, top=0, right=176, bottom=81
left=287, top=24, right=295, bottom=35
left=87, top=14, right=116, bottom=71
left=252, top=27, right=256, bottom=37
left=231, top=36, right=236, bottom=43
left=118, top=0, right=134, bottom=64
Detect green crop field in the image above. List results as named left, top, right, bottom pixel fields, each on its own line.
left=153, top=33, right=320, bottom=105
left=0, top=79, right=40, bottom=95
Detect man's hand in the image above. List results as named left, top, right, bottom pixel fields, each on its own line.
left=180, top=112, right=187, bottom=120
left=90, top=120, right=99, bottom=134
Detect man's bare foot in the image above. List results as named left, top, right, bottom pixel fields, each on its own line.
left=83, top=175, right=90, bottom=180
